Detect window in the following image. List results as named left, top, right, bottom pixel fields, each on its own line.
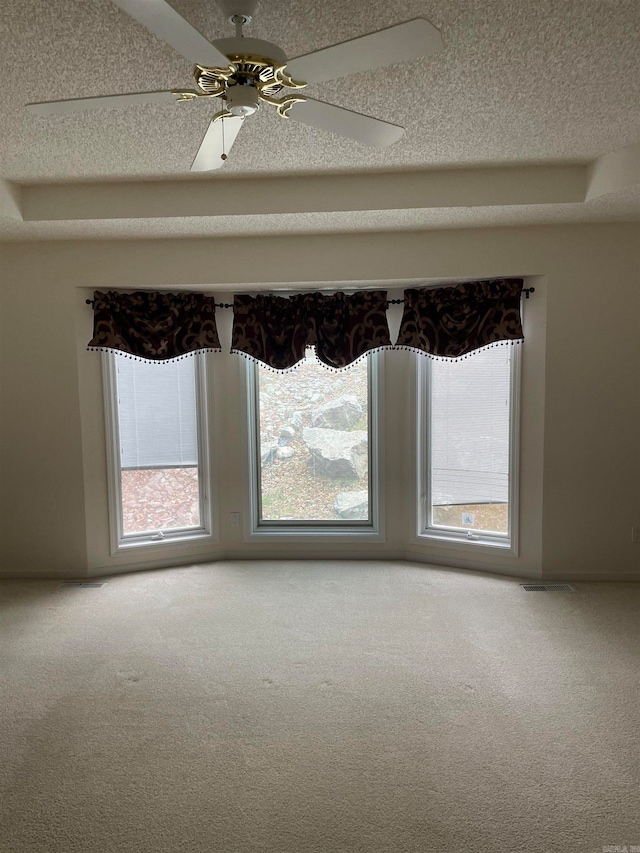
left=245, top=349, right=382, bottom=538
left=103, top=353, right=211, bottom=551
left=417, top=344, right=520, bottom=550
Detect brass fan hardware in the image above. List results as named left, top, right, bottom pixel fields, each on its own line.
left=172, top=54, right=308, bottom=118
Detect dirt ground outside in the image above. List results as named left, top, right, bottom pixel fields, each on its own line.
left=121, top=468, right=199, bottom=535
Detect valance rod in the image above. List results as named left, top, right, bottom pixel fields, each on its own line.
left=85, top=288, right=534, bottom=308
left=85, top=298, right=234, bottom=308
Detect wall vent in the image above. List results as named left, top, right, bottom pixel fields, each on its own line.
left=58, top=582, right=107, bottom=589
left=520, top=583, right=575, bottom=592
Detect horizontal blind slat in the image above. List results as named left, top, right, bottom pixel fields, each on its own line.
left=117, top=358, right=198, bottom=469
left=431, top=350, right=511, bottom=506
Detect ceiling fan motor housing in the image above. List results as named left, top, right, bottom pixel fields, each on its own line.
left=213, top=37, right=288, bottom=68
left=226, top=82, right=260, bottom=116
left=198, top=38, right=291, bottom=107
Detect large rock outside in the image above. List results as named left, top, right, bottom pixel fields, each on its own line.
left=261, top=442, right=278, bottom=465
left=312, top=395, right=363, bottom=430
left=302, top=428, right=368, bottom=480
left=334, top=490, right=369, bottom=519
left=276, top=446, right=295, bottom=460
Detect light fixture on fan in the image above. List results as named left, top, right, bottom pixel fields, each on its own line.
left=224, top=84, right=261, bottom=117
left=26, top=0, right=444, bottom=171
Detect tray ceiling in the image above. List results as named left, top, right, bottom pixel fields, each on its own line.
left=1, top=0, right=640, bottom=239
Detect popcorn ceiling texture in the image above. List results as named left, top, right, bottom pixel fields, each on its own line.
left=1, top=0, right=640, bottom=237
left=3, top=0, right=640, bottom=180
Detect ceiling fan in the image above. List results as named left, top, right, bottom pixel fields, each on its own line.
left=26, top=0, right=444, bottom=171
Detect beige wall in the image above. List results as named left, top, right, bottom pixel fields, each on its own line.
left=0, top=258, right=88, bottom=576
left=0, top=223, right=638, bottom=580
left=0, top=245, right=2, bottom=565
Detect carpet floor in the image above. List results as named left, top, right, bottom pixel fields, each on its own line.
left=1, top=560, right=639, bottom=853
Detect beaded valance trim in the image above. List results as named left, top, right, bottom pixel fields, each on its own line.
left=231, top=290, right=392, bottom=371
left=87, top=281, right=526, bottom=365
left=87, top=290, right=221, bottom=361
left=395, top=279, right=524, bottom=358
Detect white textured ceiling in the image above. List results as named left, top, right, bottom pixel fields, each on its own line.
left=1, top=0, right=640, bottom=239
left=1, top=189, right=640, bottom=242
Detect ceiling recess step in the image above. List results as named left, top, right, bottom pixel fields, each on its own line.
left=520, top=583, right=575, bottom=592
left=58, top=582, right=107, bottom=589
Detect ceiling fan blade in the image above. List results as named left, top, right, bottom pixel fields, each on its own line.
left=191, top=114, right=245, bottom=171
left=286, top=97, right=404, bottom=148
left=26, top=91, right=178, bottom=116
left=111, top=0, right=232, bottom=67
left=286, top=18, right=443, bottom=84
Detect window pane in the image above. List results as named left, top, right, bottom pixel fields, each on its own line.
left=120, top=467, right=200, bottom=535
left=257, top=350, right=369, bottom=522
left=430, top=347, right=511, bottom=535
left=115, top=357, right=201, bottom=536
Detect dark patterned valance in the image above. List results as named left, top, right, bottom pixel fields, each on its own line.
left=231, top=290, right=392, bottom=370
left=87, top=290, right=221, bottom=361
left=395, top=279, right=524, bottom=358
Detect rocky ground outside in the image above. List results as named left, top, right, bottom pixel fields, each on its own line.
left=121, top=466, right=508, bottom=535
left=258, top=356, right=370, bottom=520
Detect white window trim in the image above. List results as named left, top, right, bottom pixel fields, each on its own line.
left=243, top=352, right=385, bottom=542
left=102, top=352, right=215, bottom=555
left=414, top=344, right=521, bottom=555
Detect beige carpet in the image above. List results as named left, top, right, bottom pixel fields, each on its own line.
left=1, top=561, right=639, bottom=853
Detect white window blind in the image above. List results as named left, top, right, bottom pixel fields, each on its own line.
left=116, top=357, right=198, bottom=470
left=430, top=347, right=511, bottom=506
